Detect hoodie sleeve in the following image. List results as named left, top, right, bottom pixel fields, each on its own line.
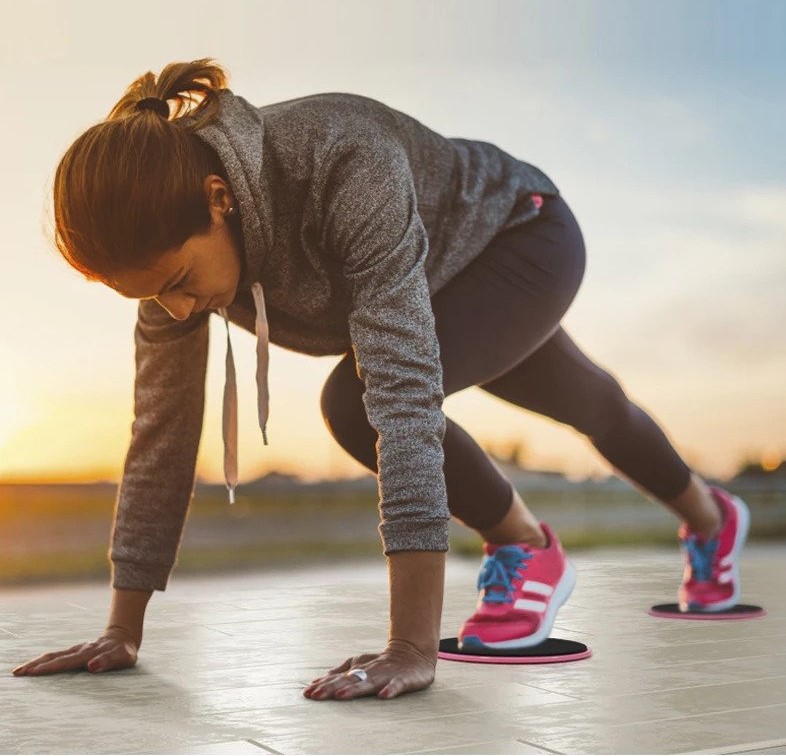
left=109, top=299, right=210, bottom=591
left=319, top=135, right=451, bottom=555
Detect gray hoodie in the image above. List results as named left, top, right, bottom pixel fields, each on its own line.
left=110, top=88, right=560, bottom=591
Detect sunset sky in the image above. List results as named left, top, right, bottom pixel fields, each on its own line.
left=1, top=0, right=784, bottom=486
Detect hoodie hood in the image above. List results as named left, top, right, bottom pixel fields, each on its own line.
left=186, top=89, right=275, bottom=505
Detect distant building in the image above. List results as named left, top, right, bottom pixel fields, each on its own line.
left=730, top=460, right=786, bottom=491
left=189, top=453, right=785, bottom=496
left=733, top=461, right=786, bottom=479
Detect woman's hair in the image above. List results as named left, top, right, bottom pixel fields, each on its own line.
left=51, top=57, right=231, bottom=288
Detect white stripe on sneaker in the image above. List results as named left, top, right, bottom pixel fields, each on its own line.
left=513, top=598, right=548, bottom=612
left=521, top=580, right=554, bottom=597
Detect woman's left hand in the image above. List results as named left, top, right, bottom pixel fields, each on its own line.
left=303, top=638, right=437, bottom=701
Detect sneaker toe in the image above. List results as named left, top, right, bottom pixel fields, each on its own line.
left=680, top=580, right=734, bottom=609
left=459, top=612, right=540, bottom=645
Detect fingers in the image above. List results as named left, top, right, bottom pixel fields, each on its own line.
left=12, top=638, right=134, bottom=677
left=305, top=674, right=374, bottom=700
left=86, top=653, right=110, bottom=673
left=321, top=652, right=376, bottom=678
left=336, top=668, right=398, bottom=699
left=15, top=650, right=92, bottom=676
left=304, top=647, right=436, bottom=701
left=305, top=666, right=383, bottom=700
left=306, top=673, right=396, bottom=700
left=12, top=651, right=64, bottom=676
left=334, top=676, right=377, bottom=699
left=306, top=652, right=383, bottom=696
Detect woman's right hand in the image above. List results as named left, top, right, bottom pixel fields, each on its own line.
left=11, top=626, right=140, bottom=676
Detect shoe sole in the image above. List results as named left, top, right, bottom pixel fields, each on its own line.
left=459, top=560, right=577, bottom=650
left=683, top=493, right=750, bottom=612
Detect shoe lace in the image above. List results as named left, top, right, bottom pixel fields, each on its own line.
left=477, top=546, right=534, bottom=604
left=684, top=536, right=718, bottom=582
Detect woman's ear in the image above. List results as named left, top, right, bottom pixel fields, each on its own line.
left=204, top=174, right=234, bottom=216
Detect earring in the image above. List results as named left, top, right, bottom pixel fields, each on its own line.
left=227, top=205, right=236, bottom=215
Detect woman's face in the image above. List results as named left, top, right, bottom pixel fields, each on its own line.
left=112, top=176, right=243, bottom=320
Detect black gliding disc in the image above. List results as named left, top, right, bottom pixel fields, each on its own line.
left=438, top=636, right=591, bottom=664
left=648, top=603, right=766, bottom=620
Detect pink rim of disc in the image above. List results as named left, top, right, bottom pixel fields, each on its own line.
left=437, top=648, right=592, bottom=664
left=648, top=606, right=766, bottom=621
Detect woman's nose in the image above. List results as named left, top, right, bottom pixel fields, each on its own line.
left=156, top=293, right=195, bottom=321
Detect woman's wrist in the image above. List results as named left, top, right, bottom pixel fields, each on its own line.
left=106, top=587, right=153, bottom=649
left=386, top=637, right=438, bottom=665
left=387, top=550, right=446, bottom=658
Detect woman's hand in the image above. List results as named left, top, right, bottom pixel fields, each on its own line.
left=11, top=626, right=140, bottom=677
left=303, top=638, right=437, bottom=701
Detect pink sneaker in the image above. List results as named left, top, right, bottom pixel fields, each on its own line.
left=678, top=485, right=750, bottom=612
left=457, top=523, right=575, bottom=650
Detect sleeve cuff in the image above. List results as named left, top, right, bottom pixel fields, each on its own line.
left=111, top=560, right=172, bottom=592
left=378, top=518, right=451, bottom=555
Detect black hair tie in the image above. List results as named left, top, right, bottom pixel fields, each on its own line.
left=136, top=97, right=170, bottom=119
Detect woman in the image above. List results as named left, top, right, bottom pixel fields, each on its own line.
left=12, top=58, right=749, bottom=701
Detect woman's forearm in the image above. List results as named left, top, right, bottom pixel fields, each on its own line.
left=387, top=550, right=446, bottom=659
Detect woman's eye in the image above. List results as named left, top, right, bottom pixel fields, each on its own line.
left=173, top=272, right=190, bottom=291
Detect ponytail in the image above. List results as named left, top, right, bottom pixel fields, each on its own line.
left=50, top=58, right=231, bottom=288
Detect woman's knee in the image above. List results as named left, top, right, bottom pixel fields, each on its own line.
left=320, top=356, right=366, bottom=435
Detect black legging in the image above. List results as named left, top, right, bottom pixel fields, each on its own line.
left=320, top=193, right=692, bottom=532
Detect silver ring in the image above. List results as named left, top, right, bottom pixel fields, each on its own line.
left=346, top=667, right=367, bottom=682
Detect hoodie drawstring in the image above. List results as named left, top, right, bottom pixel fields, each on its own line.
left=218, top=280, right=270, bottom=505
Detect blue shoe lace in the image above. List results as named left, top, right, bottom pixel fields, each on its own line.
left=683, top=536, right=718, bottom=582
left=477, top=546, right=534, bottom=604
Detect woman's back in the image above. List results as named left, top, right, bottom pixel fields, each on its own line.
left=188, top=88, right=561, bottom=337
